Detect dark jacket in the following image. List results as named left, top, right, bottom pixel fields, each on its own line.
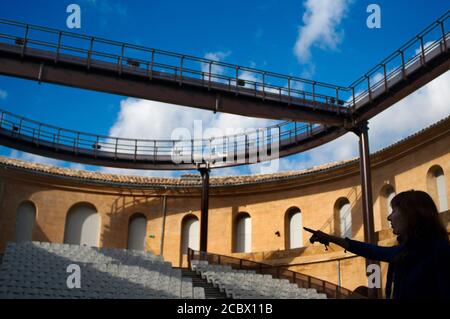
left=345, top=237, right=450, bottom=299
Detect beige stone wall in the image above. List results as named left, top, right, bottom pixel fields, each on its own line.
left=0, top=120, right=449, bottom=292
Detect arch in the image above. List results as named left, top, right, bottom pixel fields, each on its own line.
left=379, top=185, right=396, bottom=231
left=284, top=207, right=303, bottom=249
left=427, top=165, right=448, bottom=212
left=127, top=213, right=147, bottom=251
left=334, top=198, right=352, bottom=238
left=181, top=215, right=199, bottom=255
left=15, top=201, right=36, bottom=242
left=234, top=212, right=252, bottom=253
left=63, top=202, right=100, bottom=247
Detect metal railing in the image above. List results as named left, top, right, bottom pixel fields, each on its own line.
left=0, top=107, right=324, bottom=165
left=0, top=11, right=447, bottom=113
left=187, top=248, right=362, bottom=299
left=348, top=10, right=450, bottom=109
left=0, top=18, right=350, bottom=111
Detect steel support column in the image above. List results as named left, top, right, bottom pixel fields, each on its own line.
left=351, top=121, right=380, bottom=299
left=199, top=166, right=210, bottom=252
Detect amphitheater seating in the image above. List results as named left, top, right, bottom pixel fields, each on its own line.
left=191, top=260, right=327, bottom=299
left=0, top=241, right=205, bottom=299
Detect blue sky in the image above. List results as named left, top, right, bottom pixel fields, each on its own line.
left=0, top=0, right=449, bottom=177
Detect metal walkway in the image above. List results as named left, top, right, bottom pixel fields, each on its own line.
left=0, top=11, right=448, bottom=170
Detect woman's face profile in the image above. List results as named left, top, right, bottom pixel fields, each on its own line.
left=387, top=206, right=404, bottom=235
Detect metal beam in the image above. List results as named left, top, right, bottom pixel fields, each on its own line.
left=351, top=121, right=380, bottom=299
left=199, top=166, right=210, bottom=252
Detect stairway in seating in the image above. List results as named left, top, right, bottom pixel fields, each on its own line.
left=181, top=269, right=228, bottom=299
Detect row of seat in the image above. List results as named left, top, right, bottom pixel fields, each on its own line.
left=191, top=260, right=327, bottom=299
left=0, top=241, right=205, bottom=299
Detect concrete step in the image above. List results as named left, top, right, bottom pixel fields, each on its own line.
left=181, top=268, right=229, bottom=299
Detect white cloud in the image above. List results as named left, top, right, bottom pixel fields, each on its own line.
left=104, top=97, right=278, bottom=176
left=201, top=51, right=231, bottom=76
left=294, top=0, right=351, bottom=63
left=0, top=89, right=7, bottom=100
left=286, top=70, right=450, bottom=170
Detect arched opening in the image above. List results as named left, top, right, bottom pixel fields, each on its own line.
left=181, top=215, right=199, bottom=255
left=334, top=198, right=352, bottom=238
left=127, top=213, right=147, bottom=251
left=427, top=166, right=448, bottom=212
left=378, top=185, right=396, bottom=231
left=234, top=213, right=252, bottom=253
left=15, top=201, right=36, bottom=243
left=63, top=203, right=100, bottom=247
left=285, top=207, right=302, bottom=249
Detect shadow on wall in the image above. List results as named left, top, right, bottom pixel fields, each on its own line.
left=101, top=193, right=163, bottom=253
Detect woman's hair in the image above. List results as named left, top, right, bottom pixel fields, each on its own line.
left=390, top=190, right=448, bottom=244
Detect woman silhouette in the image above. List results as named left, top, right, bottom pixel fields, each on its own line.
left=307, top=190, right=450, bottom=299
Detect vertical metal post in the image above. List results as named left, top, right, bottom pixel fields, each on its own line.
left=55, top=32, right=62, bottom=64
left=351, top=121, right=379, bottom=299
left=118, top=44, right=124, bottom=75
left=262, top=72, right=266, bottom=100
left=287, top=77, right=291, bottom=104
left=235, top=66, right=239, bottom=95
left=179, top=55, right=184, bottom=85
left=419, top=36, right=425, bottom=65
left=208, top=62, right=212, bottom=90
left=440, top=21, right=447, bottom=51
left=199, top=166, right=210, bottom=253
left=400, top=50, right=406, bottom=79
left=160, top=195, right=168, bottom=258
left=87, top=37, right=94, bottom=69
left=21, top=25, right=29, bottom=58
left=366, top=75, right=372, bottom=102
left=149, top=49, right=155, bottom=80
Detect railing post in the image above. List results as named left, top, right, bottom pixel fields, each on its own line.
left=94, top=136, right=99, bottom=158
left=262, top=72, right=266, bottom=100
left=179, top=55, right=184, bottom=85
left=235, top=66, right=239, bottom=95
left=440, top=21, right=447, bottom=51
left=0, top=112, right=4, bottom=128
left=400, top=50, right=406, bottom=79
left=87, top=37, right=94, bottom=70
left=208, top=61, right=212, bottom=90
left=419, top=36, right=425, bottom=65
left=383, top=63, right=388, bottom=91
left=287, top=77, right=291, bottom=105
left=312, top=81, right=316, bottom=109
left=149, top=49, right=155, bottom=80
left=118, top=44, right=125, bottom=75
left=55, top=128, right=61, bottom=151
left=21, top=24, right=29, bottom=58
left=134, top=139, right=137, bottom=162
left=366, top=75, right=372, bottom=102
left=352, top=87, right=356, bottom=110
left=74, top=132, right=79, bottom=154
left=36, top=124, right=41, bottom=146
left=114, top=138, right=118, bottom=160
left=55, top=31, right=62, bottom=64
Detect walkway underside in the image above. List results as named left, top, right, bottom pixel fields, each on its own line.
left=0, top=43, right=348, bottom=126
left=0, top=15, right=448, bottom=170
